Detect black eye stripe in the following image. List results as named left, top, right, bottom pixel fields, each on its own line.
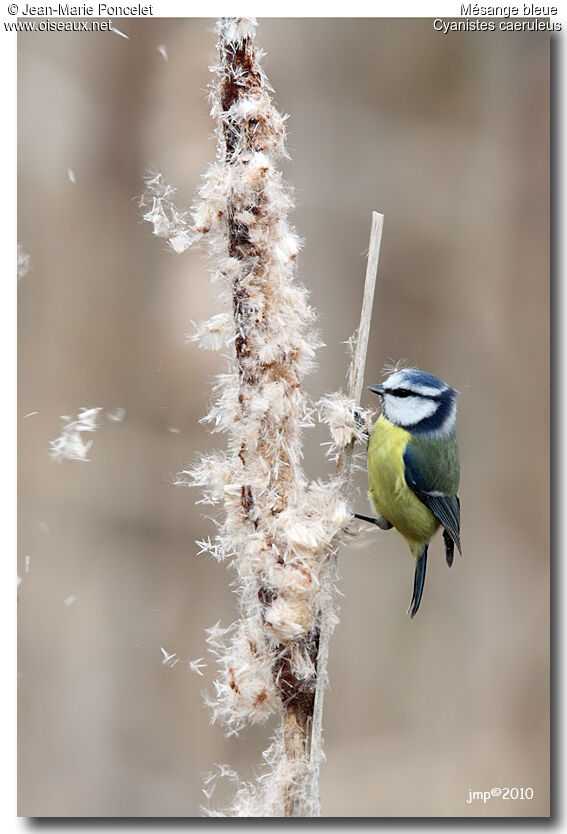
left=387, top=388, right=439, bottom=400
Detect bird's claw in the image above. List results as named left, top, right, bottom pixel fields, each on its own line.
left=353, top=512, right=393, bottom=530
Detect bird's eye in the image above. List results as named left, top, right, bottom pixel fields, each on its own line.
left=391, top=389, right=412, bottom=398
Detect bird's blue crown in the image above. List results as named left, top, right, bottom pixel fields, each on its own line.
left=370, top=368, right=458, bottom=437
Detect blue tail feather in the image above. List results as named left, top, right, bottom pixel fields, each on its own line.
left=409, top=547, right=428, bottom=618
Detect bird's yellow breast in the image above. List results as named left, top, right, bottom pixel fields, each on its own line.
left=368, top=415, right=439, bottom=556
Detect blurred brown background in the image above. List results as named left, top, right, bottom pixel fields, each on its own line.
left=18, top=18, right=549, bottom=817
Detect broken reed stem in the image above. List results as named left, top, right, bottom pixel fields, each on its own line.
left=341, top=212, right=384, bottom=459
left=308, top=212, right=384, bottom=810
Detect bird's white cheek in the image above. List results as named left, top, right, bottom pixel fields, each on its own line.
left=383, top=395, right=437, bottom=427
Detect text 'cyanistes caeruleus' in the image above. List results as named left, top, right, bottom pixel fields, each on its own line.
left=356, top=368, right=461, bottom=618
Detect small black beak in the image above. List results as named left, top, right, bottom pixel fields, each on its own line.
left=368, top=384, right=385, bottom=396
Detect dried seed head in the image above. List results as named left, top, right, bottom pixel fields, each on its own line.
left=169, top=17, right=365, bottom=816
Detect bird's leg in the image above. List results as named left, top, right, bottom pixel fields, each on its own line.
left=353, top=408, right=370, bottom=443
left=442, top=529, right=455, bottom=567
left=353, top=512, right=393, bottom=530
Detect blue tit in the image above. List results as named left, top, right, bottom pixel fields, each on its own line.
left=355, top=368, right=461, bottom=617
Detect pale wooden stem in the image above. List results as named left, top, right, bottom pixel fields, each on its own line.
left=338, top=210, right=384, bottom=480
left=307, top=211, right=384, bottom=815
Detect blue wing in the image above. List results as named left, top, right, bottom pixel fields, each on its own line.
left=403, top=444, right=461, bottom=556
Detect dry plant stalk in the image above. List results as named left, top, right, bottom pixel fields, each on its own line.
left=308, top=211, right=383, bottom=803
left=146, top=18, right=382, bottom=816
